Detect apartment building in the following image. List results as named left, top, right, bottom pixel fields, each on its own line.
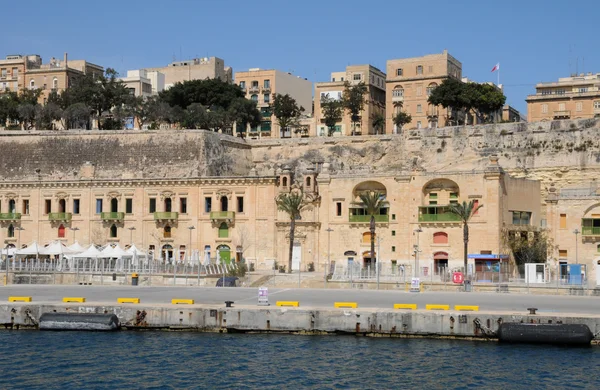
left=526, top=73, right=600, bottom=122
left=234, top=68, right=312, bottom=138
left=386, top=50, right=463, bottom=132
left=0, top=55, right=28, bottom=94
left=119, top=69, right=165, bottom=98
left=313, top=64, right=386, bottom=137
left=143, top=57, right=232, bottom=89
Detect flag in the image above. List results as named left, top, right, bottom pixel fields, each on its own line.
left=491, top=63, right=500, bottom=72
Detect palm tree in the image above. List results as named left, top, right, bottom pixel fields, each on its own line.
left=358, top=191, right=387, bottom=269
left=276, top=190, right=310, bottom=273
left=448, top=200, right=483, bottom=279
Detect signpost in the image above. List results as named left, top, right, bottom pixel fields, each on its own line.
left=410, top=277, right=421, bottom=292
left=258, top=287, right=270, bottom=306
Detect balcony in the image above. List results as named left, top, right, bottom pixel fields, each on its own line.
left=392, top=95, right=404, bottom=102
left=101, top=212, right=125, bottom=221
left=582, top=218, right=600, bottom=236
left=48, top=212, right=73, bottom=222
left=553, top=110, right=571, bottom=118
left=263, top=86, right=271, bottom=93
left=154, top=212, right=178, bottom=221
left=418, top=206, right=461, bottom=223
left=210, top=211, right=235, bottom=221
left=349, top=214, right=389, bottom=223
left=249, top=86, right=260, bottom=93
left=0, top=212, right=21, bottom=221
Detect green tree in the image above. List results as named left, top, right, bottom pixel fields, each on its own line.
left=342, top=81, right=368, bottom=135
left=159, top=78, right=245, bottom=110
left=358, top=191, right=387, bottom=269
left=320, top=95, right=343, bottom=136
left=63, top=103, right=92, bottom=129
left=36, top=103, right=63, bottom=130
left=272, top=93, right=304, bottom=137
left=448, top=200, right=483, bottom=280
left=502, top=228, right=555, bottom=276
left=227, top=98, right=261, bottom=138
left=184, top=103, right=209, bottom=129
left=372, top=112, right=385, bottom=135
left=17, top=103, right=38, bottom=129
left=276, top=189, right=312, bottom=274
left=393, top=111, right=412, bottom=131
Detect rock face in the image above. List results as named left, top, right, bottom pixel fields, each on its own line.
left=0, top=130, right=253, bottom=181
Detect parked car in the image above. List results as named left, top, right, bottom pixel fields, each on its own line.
left=215, top=277, right=240, bottom=287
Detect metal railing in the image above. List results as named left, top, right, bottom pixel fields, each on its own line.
left=349, top=214, right=389, bottom=223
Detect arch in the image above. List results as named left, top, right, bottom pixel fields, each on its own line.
left=58, top=199, right=66, bottom=213
left=344, top=250, right=357, bottom=256
left=433, top=251, right=449, bottom=275
left=220, top=196, right=228, bottom=212
left=426, top=82, right=438, bottom=96
left=29, top=79, right=35, bottom=88
left=52, top=77, right=58, bottom=89
left=433, top=232, right=448, bottom=244
left=282, top=177, right=288, bottom=187
left=164, top=225, right=172, bottom=238
left=393, top=85, right=404, bottom=97
left=362, top=232, right=375, bottom=244
left=162, top=244, right=174, bottom=263
left=111, top=198, right=118, bottom=213
left=164, top=198, right=172, bottom=212
left=110, top=224, right=118, bottom=238
left=218, top=222, right=229, bottom=238
left=217, top=244, right=231, bottom=264
left=58, top=224, right=66, bottom=238
left=582, top=203, right=600, bottom=217
left=422, top=178, right=460, bottom=195
left=353, top=181, right=387, bottom=195
left=428, top=82, right=439, bottom=87
left=8, top=199, right=16, bottom=213
left=306, top=177, right=311, bottom=187
left=7, top=224, right=14, bottom=238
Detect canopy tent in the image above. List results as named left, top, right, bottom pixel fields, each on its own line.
left=71, top=245, right=102, bottom=259
left=100, top=244, right=132, bottom=259
left=126, top=244, right=147, bottom=257
left=15, top=242, right=41, bottom=256
left=67, top=242, right=86, bottom=253
left=39, top=241, right=79, bottom=256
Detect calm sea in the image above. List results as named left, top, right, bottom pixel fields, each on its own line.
left=0, top=331, right=598, bottom=389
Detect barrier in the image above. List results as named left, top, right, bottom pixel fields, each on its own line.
left=117, top=297, right=140, bottom=304
left=334, top=302, right=358, bottom=308
left=172, top=299, right=194, bottom=305
left=9, top=296, right=32, bottom=302
left=276, top=301, right=299, bottom=307
left=393, top=303, right=418, bottom=310
left=63, top=297, right=86, bottom=303
left=454, top=305, right=479, bottom=311
left=425, top=304, right=449, bottom=310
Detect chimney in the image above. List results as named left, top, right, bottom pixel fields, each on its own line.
left=64, top=52, right=68, bottom=67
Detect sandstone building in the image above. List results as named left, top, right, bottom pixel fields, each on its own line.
left=143, top=57, right=232, bottom=89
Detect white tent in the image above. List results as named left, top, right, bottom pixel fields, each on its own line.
left=126, top=244, right=146, bottom=257
left=67, top=241, right=86, bottom=253
left=100, top=244, right=132, bottom=258
left=15, top=241, right=40, bottom=256
left=71, top=244, right=102, bottom=259
left=39, top=241, right=79, bottom=256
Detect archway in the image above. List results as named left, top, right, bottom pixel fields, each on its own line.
left=433, top=251, right=449, bottom=275
left=110, top=224, right=117, bottom=238
left=7, top=224, right=14, bottom=238
left=363, top=250, right=376, bottom=268
left=217, top=244, right=231, bottom=264
left=162, top=244, right=174, bottom=263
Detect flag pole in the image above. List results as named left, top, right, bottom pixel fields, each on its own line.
left=497, top=65, right=500, bottom=87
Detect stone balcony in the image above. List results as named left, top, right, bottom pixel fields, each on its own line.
left=100, top=212, right=125, bottom=221
left=0, top=212, right=21, bottom=221
left=48, top=212, right=72, bottom=222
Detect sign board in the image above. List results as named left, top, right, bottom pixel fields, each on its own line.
left=258, top=287, right=269, bottom=306
left=452, top=272, right=464, bottom=284
left=410, top=277, right=421, bottom=292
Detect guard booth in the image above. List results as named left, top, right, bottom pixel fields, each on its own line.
left=560, top=264, right=587, bottom=285
left=525, top=263, right=547, bottom=283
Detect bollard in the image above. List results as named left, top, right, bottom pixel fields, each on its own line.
left=131, top=273, right=139, bottom=286
left=527, top=307, right=538, bottom=315
left=225, top=301, right=234, bottom=308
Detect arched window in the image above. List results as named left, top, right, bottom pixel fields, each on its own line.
left=58, top=224, right=66, bottom=238
left=52, top=77, right=58, bottom=89
left=416, top=65, right=423, bottom=75
left=282, top=177, right=288, bottom=187
left=8, top=199, right=16, bottom=213
left=426, top=82, right=438, bottom=96
left=164, top=225, right=171, bottom=238
left=362, top=232, right=375, bottom=244
left=220, top=196, right=228, bottom=212
left=250, top=94, right=258, bottom=102
left=433, top=232, right=448, bottom=244
left=218, top=222, right=229, bottom=238
left=111, top=198, right=118, bottom=213
left=110, top=224, right=118, bottom=238
left=58, top=199, right=66, bottom=213
left=7, top=224, right=14, bottom=238
left=392, top=86, right=404, bottom=98
left=164, top=198, right=172, bottom=212
left=29, top=79, right=35, bottom=88
left=306, top=177, right=311, bottom=187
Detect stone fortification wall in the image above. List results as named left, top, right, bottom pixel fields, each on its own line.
left=0, top=130, right=253, bottom=181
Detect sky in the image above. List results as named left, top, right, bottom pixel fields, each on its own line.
left=3, top=0, right=599, bottom=115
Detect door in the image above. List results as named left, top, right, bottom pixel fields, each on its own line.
left=292, top=241, right=301, bottom=271
left=217, top=245, right=231, bottom=264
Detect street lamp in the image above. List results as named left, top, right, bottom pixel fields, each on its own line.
left=128, top=227, right=136, bottom=245
left=69, top=227, right=79, bottom=244
left=573, top=228, right=580, bottom=265
left=414, top=227, right=423, bottom=278
left=325, top=227, right=333, bottom=288
left=188, top=226, right=195, bottom=264
left=15, top=227, right=25, bottom=249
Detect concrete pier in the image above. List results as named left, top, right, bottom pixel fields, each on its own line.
left=1, top=302, right=599, bottom=344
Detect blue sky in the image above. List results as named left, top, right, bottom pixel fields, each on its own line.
left=3, top=0, right=599, bottom=114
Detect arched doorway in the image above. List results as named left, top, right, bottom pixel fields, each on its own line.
left=434, top=251, right=448, bottom=275
left=8, top=199, right=16, bottom=213
left=162, top=244, right=174, bottom=263
left=111, top=198, right=118, bottom=212
left=110, top=224, right=118, bottom=238
left=363, top=250, right=375, bottom=268
left=58, top=224, right=66, bottom=238
left=217, top=244, right=231, bottom=264
left=220, top=196, right=228, bottom=212
left=7, top=224, right=14, bottom=238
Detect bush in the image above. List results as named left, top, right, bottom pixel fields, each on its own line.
left=226, top=262, right=247, bottom=278
left=278, top=265, right=286, bottom=273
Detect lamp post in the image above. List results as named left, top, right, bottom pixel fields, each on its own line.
left=325, top=227, right=333, bottom=288
left=69, top=227, right=79, bottom=244
left=573, top=228, right=580, bottom=265
left=188, top=226, right=195, bottom=265
left=128, top=227, right=136, bottom=245
left=414, top=227, right=423, bottom=278
left=15, top=226, right=25, bottom=249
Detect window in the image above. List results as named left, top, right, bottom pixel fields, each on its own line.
left=8, top=224, right=14, bottom=238
left=282, top=177, right=288, bottom=187
left=205, top=197, right=212, bottom=213
left=512, top=211, right=531, bottom=225
left=306, top=177, right=311, bottom=187
left=556, top=89, right=566, bottom=95
left=239, top=81, right=246, bottom=89
left=237, top=196, right=244, bottom=213
left=58, top=224, right=65, bottom=238
left=22, top=199, right=29, bottom=215
left=578, top=87, right=588, bottom=93
left=426, top=87, right=435, bottom=96
left=393, top=88, right=404, bottom=97
left=73, top=199, right=80, bottom=215
left=164, top=198, right=172, bottom=212
left=392, top=214, right=396, bottom=220
left=220, top=196, right=228, bottom=212
left=542, top=104, right=548, bottom=114
left=416, top=65, right=423, bottom=75
left=450, top=193, right=459, bottom=204
left=95, top=199, right=102, bottom=214
left=594, top=101, right=600, bottom=109
left=428, top=65, right=433, bottom=73
left=251, top=81, right=259, bottom=87
left=164, top=225, right=171, bottom=238
left=110, top=224, right=118, bottom=238
left=45, top=199, right=52, bottom=214
left=353, top=73, right=361, bottom=81
left=472, top=199, right=479, bottom=214
left=263, top=93, right=270, bottom=103
left=417, top=104, right=422, bottom=113
left=433, top=232, right=449, bottom=244
left=336, top=202, right=342, bottom=216
left=417, top=121, right=422, bottom=129
left=392, top=246, right=396, bottom=252
left=362, top=232, right=375, bottom=244
left=559, top=249, right=568, bottom=258
left=8, top=199, right=15, bottom=213
left=392, top=230, right=396, bottom=236
left=180, top=198, right=187, bottom=214
left=576, top=102, right=583, bottom=112
left=558, top=103, right=566, bottom=111
left=58, top=199, right=66, bottom=213
left=560, top=213, right=567, bottom=229
left=149, top=198, right=156, bottom=213
left=250, top=94, right=258, bottom=102
left=30, top=79, right=35, bottom=88
left=416, top=86, right=423, bottom=96
left=264, top=79, right=270, bottom=88
left=52, top=77, right=58, bottom=89
left=126, top=198, right=133, bottom=214
left=12, top=68, right=18, bottom=77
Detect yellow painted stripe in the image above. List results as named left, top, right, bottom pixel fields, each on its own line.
left=117, top=297, right=140, bottom=304
left=172, top=299, right=195, bottom=305
left=63, top=297, right=86, bottom=303
left=334, top=302, right=357, bottom=308
left=276, top=301, right=299, bottom=307
left=393, top=303, right=417, bottom=310
left=454, top=305, right=479, bottom=311
left=9, top=296, right=32, bottom=302
left=426, top=304, right=449, bottom=310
